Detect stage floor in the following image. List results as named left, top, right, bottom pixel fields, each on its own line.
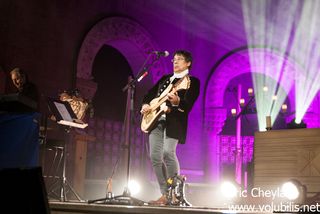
left=49, top=200, right=270, bottom=214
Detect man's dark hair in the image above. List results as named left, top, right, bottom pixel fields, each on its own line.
left=173, top=50, right=193, bottom=69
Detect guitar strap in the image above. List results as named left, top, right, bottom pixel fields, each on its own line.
left=141, top=75, right=190, bottom=132
left=157, top=76, right=172, bottom=97
left=157, top=73, right=190, bottom=97
left=171, top=78, right=180, bottom=85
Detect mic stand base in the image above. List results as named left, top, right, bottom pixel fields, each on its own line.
left=88, top=190, right=146, bottom=206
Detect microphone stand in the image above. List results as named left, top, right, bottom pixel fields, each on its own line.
left=122, top=53, right=158, bottom=92
left=88, top=54, right=162, bottom=205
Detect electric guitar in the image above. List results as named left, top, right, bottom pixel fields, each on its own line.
left=141, top=75, right=190, bottom=133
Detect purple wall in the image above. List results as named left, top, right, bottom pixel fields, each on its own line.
left=1, top=0, right=319, bottom=191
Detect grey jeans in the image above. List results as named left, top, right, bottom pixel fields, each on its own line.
left=149, top=120, right=180, bottom=195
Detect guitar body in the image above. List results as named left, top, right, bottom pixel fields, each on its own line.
left=141, top=76, right=190, bottom=133
left=140, top=103, right=164, bottom=133
left=141, top=85, right=172, bottom=133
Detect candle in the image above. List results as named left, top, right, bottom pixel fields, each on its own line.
left=281, top=104, right=287, bottom=113
left=240, top=98, right=245, bottom=107
left=266, top=116, right=271, bottom=130
left=231, top=108, right=237, bottom=116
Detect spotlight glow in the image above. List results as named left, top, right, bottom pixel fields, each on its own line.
left=294, top=118, right=301, bottom=124
left=281, top=181, right=300, bottom=200
left=241, top=0, right=320, bottom=131
left=253, top=73, right=288, bottom=131
left=220, top=181, right=238, bottom=199
left=263, top=86, right=268, bottom=92
left=289, top=1, right=320, bottom=123
left=242, top=0, right=320, bottom=130
left=128, top=180, right=141, bottom=195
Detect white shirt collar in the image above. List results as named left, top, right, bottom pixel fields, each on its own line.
left=170, top=69, right=189, bottom=81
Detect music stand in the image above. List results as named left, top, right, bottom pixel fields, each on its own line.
left=47, top=98, right=88, bottom=202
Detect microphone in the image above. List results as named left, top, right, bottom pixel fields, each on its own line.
left=151, top=51, right=169, bottom=57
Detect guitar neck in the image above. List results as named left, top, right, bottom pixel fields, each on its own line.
left=151, top=95, right=168, bottom=111
left=151, top=87, right=177, bottom=111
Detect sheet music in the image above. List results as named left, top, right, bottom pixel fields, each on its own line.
left=53, top=101, right=88, bottom=129
left=57, top=120, right=88, bottom=129
left=54, top=101, right=73, bottom=121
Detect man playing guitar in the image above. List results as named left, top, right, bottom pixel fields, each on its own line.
left=140, top=50, right=200, bottom=205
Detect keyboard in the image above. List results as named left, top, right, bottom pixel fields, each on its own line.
left=0, top=93, right=37, bottom=112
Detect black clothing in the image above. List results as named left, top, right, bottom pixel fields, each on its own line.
left=142, top=74, right=200, bottom=144
left=15, top=81, right=40, bottom=112
left=20, top=82, right=40, bottom=105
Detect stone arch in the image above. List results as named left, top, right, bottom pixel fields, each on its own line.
left=203, top=47, right=320, bottom=182
left=204, top=47, right=301, bottom=136
left=75, top=16, right=167, bottom=100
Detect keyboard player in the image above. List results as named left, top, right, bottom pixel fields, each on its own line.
left=0, top=67, right=40, bottom=113
left=0, top=68, right=40, bottom=168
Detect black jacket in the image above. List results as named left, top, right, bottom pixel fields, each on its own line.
left=142, top=74, right=200, bottom=144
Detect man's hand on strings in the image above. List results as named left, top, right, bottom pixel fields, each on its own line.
left=168, top=91, right=180, bottom=106
left=140, top=104, right=151, bottom=114
left=160, top=103, right=171, bottom=113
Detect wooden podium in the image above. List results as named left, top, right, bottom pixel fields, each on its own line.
left=73, top=134, right=96, bottom=196
left=254, top=128, right=320, bottom=193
